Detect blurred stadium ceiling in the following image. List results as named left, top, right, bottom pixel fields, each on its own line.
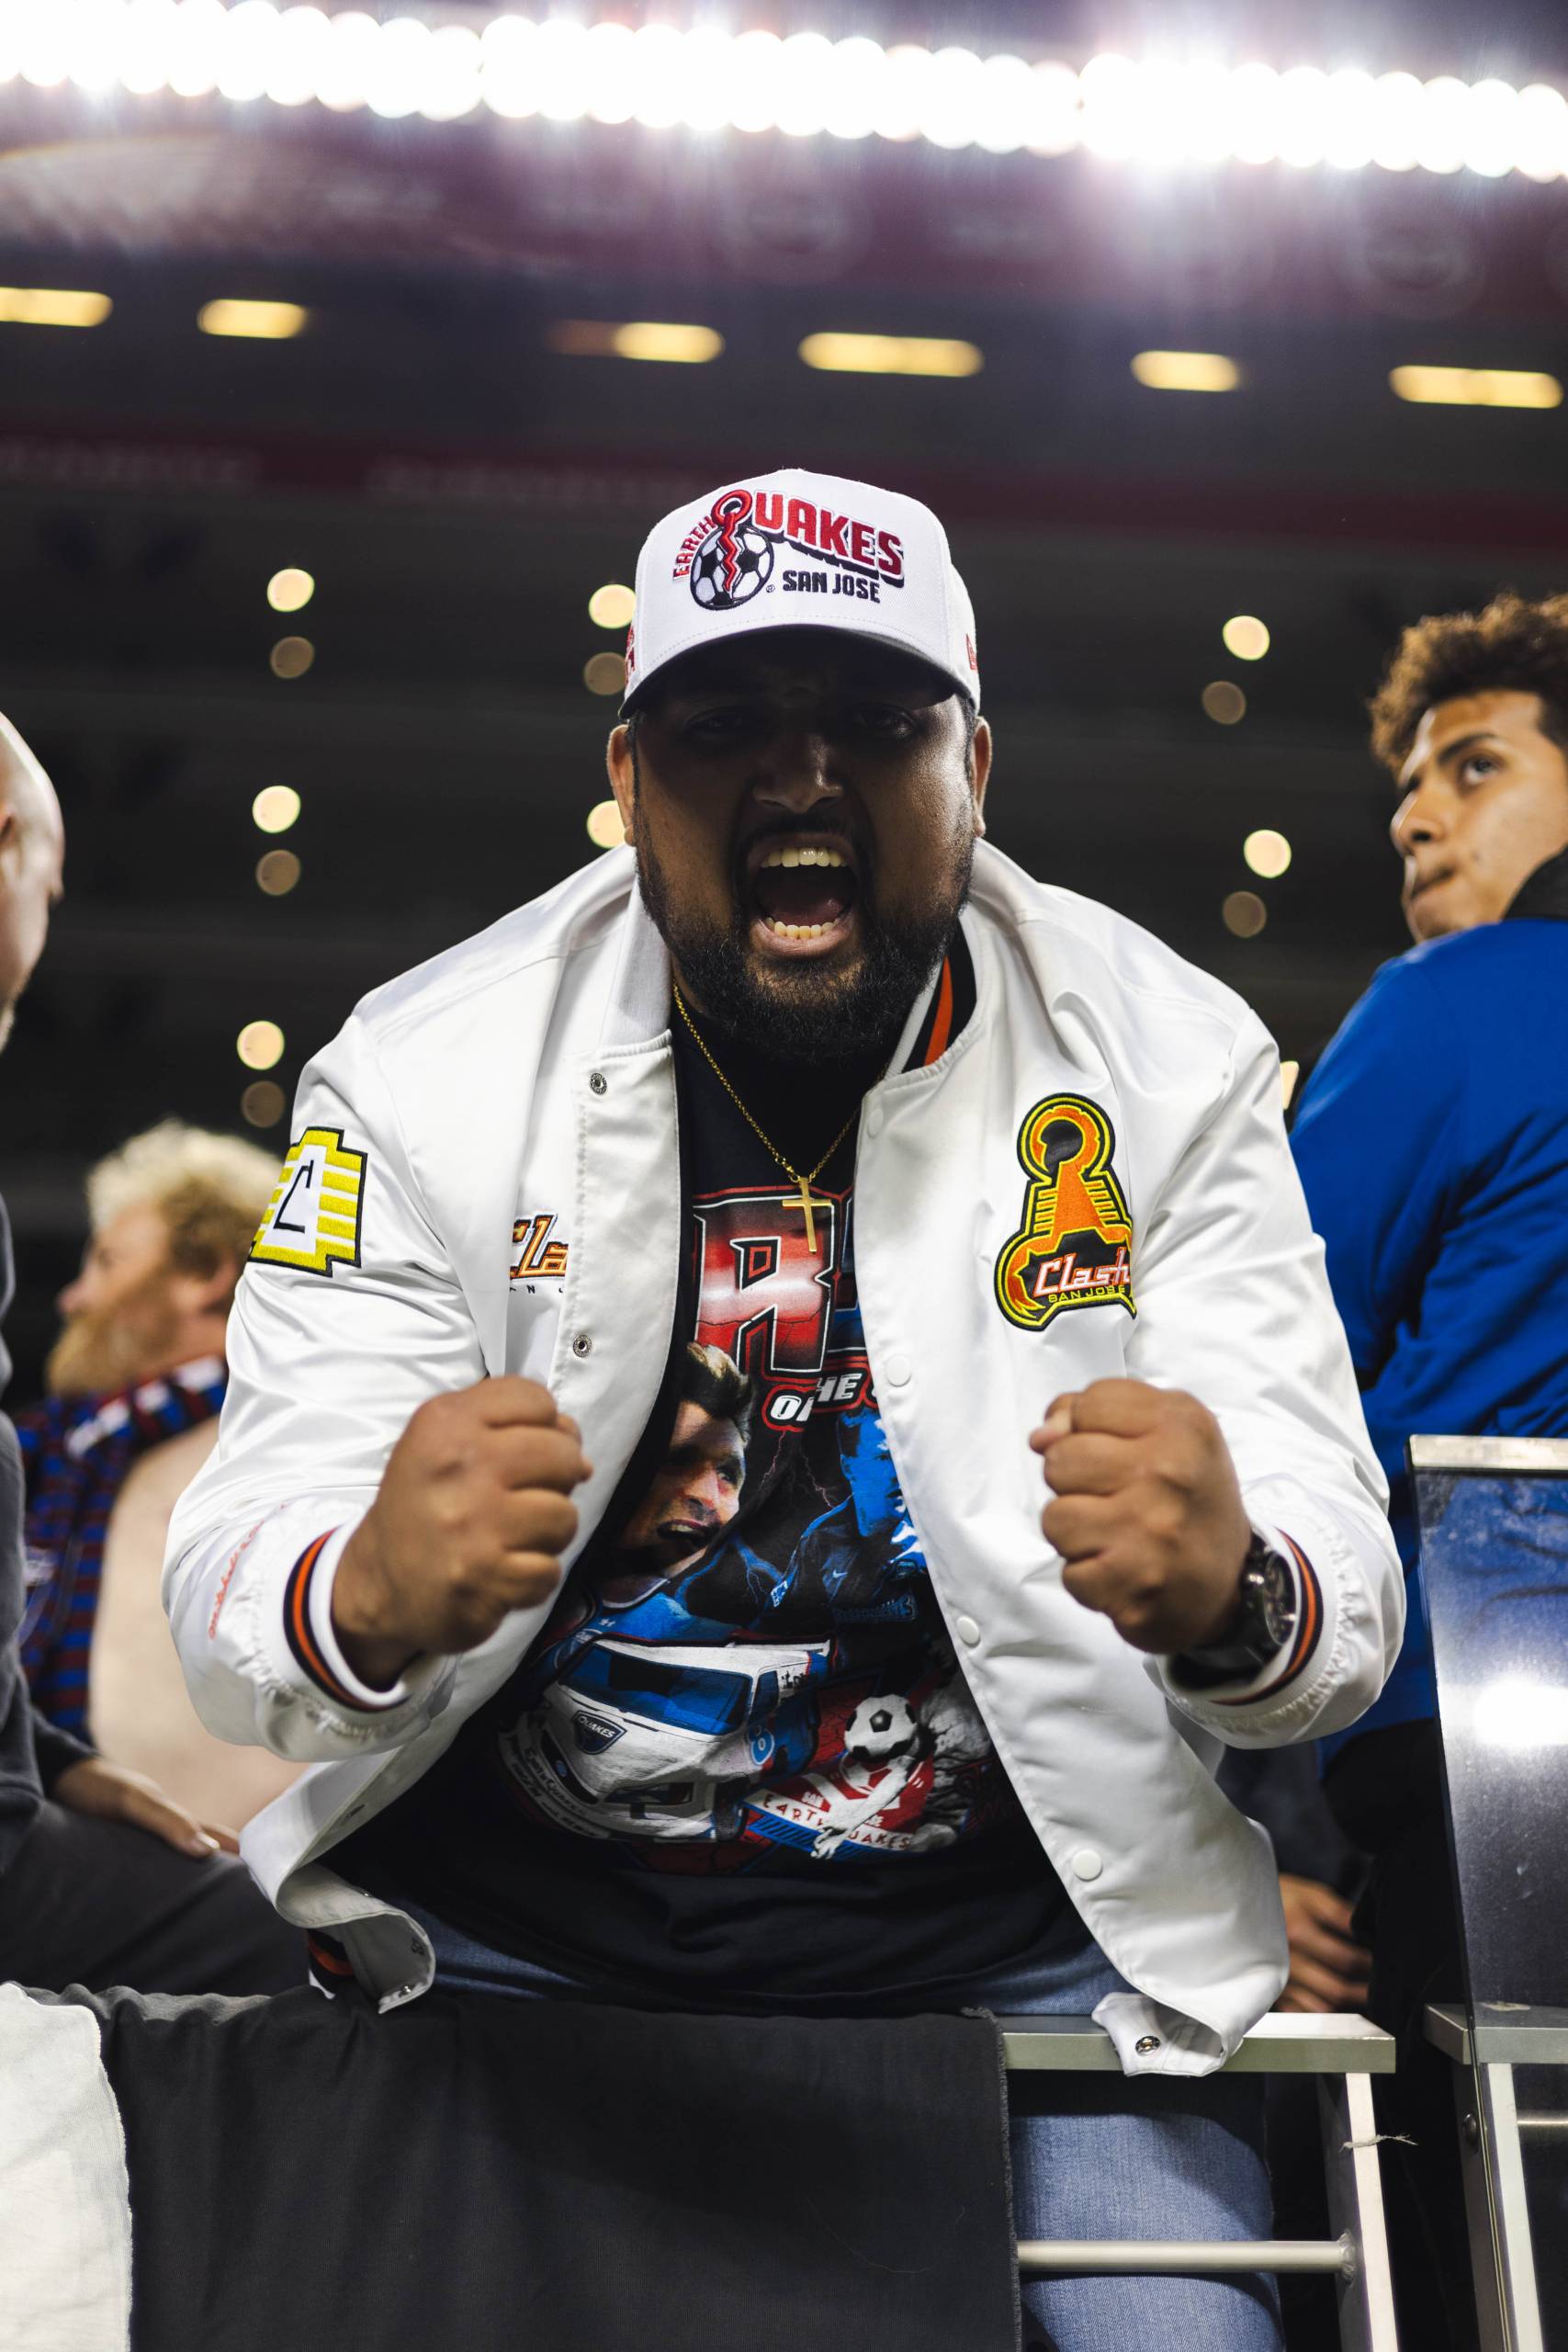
left=1, top=1, right=1567, bottom=1380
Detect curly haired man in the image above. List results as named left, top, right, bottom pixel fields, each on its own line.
left=1292, top=590, right=1568, bottom=2351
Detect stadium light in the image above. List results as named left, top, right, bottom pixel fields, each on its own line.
left=198, top=298, right=308, bottom=339
left=799, top=334, right=983, bottom=377
left=0, top=287, right=111, bottom=327
left=1133, top=350, right=1240, bottom=392
left=0, top=6, right=1561, bottom=182
left=547, top=320, right=723, bottom=363
left=1390, top=365, right=1563, bottom=408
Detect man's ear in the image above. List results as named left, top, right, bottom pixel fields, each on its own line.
left=173, top=1255, right=241, bottom=1319
left=0, top=799, right=20, bottom=885
left=606, top=726, right=637, bottom=844
left=970, top=718, right=992, bottom=839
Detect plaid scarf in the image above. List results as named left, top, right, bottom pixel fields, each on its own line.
left=16, top=1355, right=228, bottom=1736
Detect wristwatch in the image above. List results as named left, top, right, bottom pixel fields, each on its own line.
left=1172, top=1532, right=1298, bottom=1688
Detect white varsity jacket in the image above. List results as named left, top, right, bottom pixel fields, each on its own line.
left=165, top=842, right=1403, bottom=2074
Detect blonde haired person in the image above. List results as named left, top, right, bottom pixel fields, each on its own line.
left=18, top=1120, right=303, bottom=1830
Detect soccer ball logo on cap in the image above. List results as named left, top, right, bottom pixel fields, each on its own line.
left=689, top=490, right=775, bottom=611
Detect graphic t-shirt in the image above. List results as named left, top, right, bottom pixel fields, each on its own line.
left=341, top=940, right=1066, bottom=2002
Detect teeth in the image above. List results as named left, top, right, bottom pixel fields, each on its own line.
left=761, top=846, right=846, bottom=868
left=769, top=920, right=830, bottom=940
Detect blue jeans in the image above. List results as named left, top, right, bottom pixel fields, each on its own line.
left=401, top=1900, right=1281, bottom=2352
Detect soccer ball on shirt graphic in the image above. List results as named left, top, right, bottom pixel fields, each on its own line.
left=844, top=1694, right=919, bottom=1764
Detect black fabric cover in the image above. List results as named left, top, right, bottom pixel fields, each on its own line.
left=48, top=1983, right=1021, bottom=2352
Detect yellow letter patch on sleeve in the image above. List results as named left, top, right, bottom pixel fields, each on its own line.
left=250, top=1126, right=367, bottom=1278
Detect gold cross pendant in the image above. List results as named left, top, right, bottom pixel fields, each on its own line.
left=786, top=1175, right=832, bottom=1252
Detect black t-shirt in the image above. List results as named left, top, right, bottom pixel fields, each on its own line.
left=340, top=940, right=1066, bottom=2004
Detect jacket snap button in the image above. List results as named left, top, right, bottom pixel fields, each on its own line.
left=589, top=1071, right=607, bottom=1096
left=865, top=1106, right=885, bottom=1139
left=571, top=1332, right=592, bottom=1358
left=1070, top=1848, right=1103, bottom=1882
left=883, top=1351, right=911, bottom=1387
left=1135, top=2035, right=1161, bottom=2055
left=954, top=1614, right=982, bottom=1649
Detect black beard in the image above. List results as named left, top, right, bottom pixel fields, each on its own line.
left=636, top=824, right=974, bottom=1062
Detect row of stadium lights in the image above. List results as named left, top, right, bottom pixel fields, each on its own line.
left=581, top=589, right=1294, bottom=940
left=4, top=291, right=1563, bottom=412
left=6, top=6, right=1568, bottom=182
left=234, top=565, right=314, bottom=1125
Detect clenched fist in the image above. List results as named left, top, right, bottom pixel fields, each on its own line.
left=333, top=1377, right=592, bottom=1689
left=1030, top=1378, right=1251, bottom=1655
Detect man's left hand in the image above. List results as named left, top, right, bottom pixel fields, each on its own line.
left=1030, top=1378, right=1252, bottom=1655
left=52, top=1756, right=239, bottom=1860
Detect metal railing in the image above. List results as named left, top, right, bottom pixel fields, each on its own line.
left=1000, top=2010, right=1398, bottom=2349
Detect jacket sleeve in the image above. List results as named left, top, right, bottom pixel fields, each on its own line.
left=1289, top=955, right=1462, bottom=1387
left=1127, top=1007, right=1404, bottom=1747
left=163, top=1012, right=483, bottom=1761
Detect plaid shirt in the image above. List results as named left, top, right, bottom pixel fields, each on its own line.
left=17, top=1357, right=228, bottom=1736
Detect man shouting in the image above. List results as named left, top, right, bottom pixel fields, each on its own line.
left=168, top=469, right=1402, bottom=2351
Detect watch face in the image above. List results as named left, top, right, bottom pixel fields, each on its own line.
left=1249, top=1553, right=1293, bottom=1646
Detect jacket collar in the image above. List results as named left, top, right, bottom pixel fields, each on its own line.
left=1505, top=842, right=1568, bottom=923
left=597, top=859, right=672, bottom=1049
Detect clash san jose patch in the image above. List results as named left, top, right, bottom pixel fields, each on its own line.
left=249, top=1125, right=367, bottom=1279
left=994, top=1094, right=1136, bottom=1332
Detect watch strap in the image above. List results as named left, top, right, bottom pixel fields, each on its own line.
left=1170, top=1532, right=1300, bottom=1689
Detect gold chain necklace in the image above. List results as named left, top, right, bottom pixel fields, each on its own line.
left=672, top=983, right=858, bottom=1250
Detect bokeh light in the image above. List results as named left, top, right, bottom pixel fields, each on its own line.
left=237, top=1020, right=285, bottom=1069
left=198, top=299, right=308, bottom=340
left=586, top=799, right=626, bottom=850
left=799, top=333, right=983, bottom=377
left=1202, top=680, right=1247, bottom=725
left=256, top=850, right=302, bottom=896
left=548, top=320, right=723, bottom=363
left=583, top=651, right=627, bottom=696
left=1132, top=350, right=1239, bottom=392
left=270, top=636, right=315, bottom=679
left=242, top=1080, right=287, bottom=1128
left=252, top=786, right=300, bottom=833
left=1244, top=829, right=1292, bottom=878
left=0, top=286, right=111, bottom=327
left=1222, top=615, right=1270, bottom=661
left=1223, top=890, right=1268, bottom=937
left=267, top=567, right=315, bottom=613
left=588, top=583, right=636, bottom=629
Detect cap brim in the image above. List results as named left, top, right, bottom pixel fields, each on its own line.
left=621, top=619, right=977, bottom=716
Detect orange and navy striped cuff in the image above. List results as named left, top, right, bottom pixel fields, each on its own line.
left=1213, top=1533, right=1323, bottom=1707
left=283, top=1530, right=405, bottom=1713
left=306, top=1931, right=355, bottom=1982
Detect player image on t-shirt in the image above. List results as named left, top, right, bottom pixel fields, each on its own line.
left=492, top=1181, right=1007, bottom=1868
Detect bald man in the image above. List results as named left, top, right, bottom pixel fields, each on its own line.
left=0, top=715, right=62, bottom=1052
left=0, top=717, right=301, bottom=1994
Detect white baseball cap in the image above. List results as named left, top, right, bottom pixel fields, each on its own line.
left=621, top=466, right=980, bottom=714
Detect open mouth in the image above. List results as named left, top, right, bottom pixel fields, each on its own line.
left=745, top=833, right=862, bottom=957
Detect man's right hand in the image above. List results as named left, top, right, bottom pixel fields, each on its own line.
left=331, top=1377, right=592, bottom=1690
left=1273, top=1873, right=1373, bottom=2015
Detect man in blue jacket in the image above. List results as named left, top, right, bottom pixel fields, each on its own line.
left=1292, top=590, right=1568, bottom=2348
